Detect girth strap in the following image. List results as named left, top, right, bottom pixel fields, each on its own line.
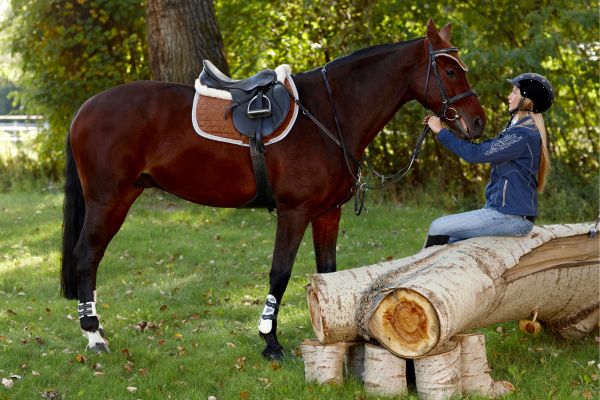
left=240, top=132, right=276, bottom=212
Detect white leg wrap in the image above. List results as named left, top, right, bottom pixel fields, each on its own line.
left=258, top=294, right=277, bottom=334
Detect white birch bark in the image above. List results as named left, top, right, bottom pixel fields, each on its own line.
left=414, top=341, right=462, bottom=400
left=364, top=224, right=598, bottom=357
left=362, top=343, right=407, bottom=396
left=300, top=339, right=348, bottom=384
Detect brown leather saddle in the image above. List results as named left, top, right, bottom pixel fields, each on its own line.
left=195, top=61, right=297, bottom=211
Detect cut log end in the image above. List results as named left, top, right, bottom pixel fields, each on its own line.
left=306, top=285, right=325, bottom=343
left=369, top=289, right=440, bottom=358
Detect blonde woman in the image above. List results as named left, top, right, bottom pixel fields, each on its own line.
left=424, top=73, right=553, bottom=247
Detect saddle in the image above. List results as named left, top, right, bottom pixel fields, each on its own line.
left=199, top=61, right=291, bottom=139
left=195, top=61, right=297, bottom=212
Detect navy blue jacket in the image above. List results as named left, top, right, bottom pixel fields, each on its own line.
left=438, top=116, right=541, bottom=216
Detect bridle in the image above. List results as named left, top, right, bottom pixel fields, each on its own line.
left=286, top=40, right=479, bottom=215
left=424, top=42, right=477, bottom=139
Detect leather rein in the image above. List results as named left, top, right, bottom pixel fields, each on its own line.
left=288, top=42, right=477, bottom=215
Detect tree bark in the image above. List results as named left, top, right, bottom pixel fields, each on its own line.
left=306, top=224, right=599, bottom=358
left=147, top=0, right=228, bottom=85
left=306, top=246, right=442, bottom=344
left=362, top=224, right=599, bottom=358
left=362, top=343, right=408, bottom=396
left=414, top=341, right=462, bottom=400
left=300, top=339, right=348, bottom=385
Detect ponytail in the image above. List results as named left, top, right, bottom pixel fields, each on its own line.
left=516, top=98, right=550, bottom=192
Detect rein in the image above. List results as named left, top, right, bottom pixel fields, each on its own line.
left=288, top=42, right=477, bottom=215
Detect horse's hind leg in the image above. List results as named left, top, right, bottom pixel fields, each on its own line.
left=74, top=188, right=142, bottom=352
left=311, top=207, right=342, bottom=273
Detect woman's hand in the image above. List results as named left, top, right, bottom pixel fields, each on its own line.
left=424, top=115, right=443, bottom=133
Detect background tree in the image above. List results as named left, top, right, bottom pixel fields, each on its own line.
left=4, top=0, right=149, bottom=177
left=147, top=0, right=228, bottom=84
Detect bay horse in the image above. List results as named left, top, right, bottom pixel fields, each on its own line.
left=61, top=19, right=485, bottom=360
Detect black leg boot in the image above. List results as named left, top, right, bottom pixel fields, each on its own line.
left=424, top=235, right=450, bottom=248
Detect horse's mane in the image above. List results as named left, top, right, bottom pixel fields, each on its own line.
left=296, top=36, right=424, bottom=76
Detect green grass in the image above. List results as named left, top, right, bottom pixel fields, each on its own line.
left=0, top=188, right=597, bottom=400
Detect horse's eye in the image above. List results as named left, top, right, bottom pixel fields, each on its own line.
left=446, top=69, right=456, bottom=77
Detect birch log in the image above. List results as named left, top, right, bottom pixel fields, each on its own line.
left=414, top=340, right=462, bottom=400
left=362, top=343, right=407, bottom=396
left=300, top=339, right=348, bottom=384
left=360, top=224, right=599, bottom=358
left=456, top=333, right=515, bottom=397
left=307, top=246, right=442, bottom=343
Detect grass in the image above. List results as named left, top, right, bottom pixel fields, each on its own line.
left=0, top=188, right=597, bottom=400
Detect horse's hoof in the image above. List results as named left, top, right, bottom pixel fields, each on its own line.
left=261, top=345, right=284, bottom=361
left=88, top=342, right=111, bottom=353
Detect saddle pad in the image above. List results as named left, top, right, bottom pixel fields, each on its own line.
left=191, top=65, right=299, bottom=147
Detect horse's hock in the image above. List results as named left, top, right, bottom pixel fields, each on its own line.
left=302, top=223, right=599, bottom=397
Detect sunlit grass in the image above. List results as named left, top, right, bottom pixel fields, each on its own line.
left=0, top=188, right=597, bottom=400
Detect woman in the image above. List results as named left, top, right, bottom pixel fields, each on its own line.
left=424, top=73, right=554, bottom=247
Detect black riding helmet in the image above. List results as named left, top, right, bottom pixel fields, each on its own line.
left=507, top=73, right=554, bottom=113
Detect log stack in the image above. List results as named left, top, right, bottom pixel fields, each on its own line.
left=302, top=223, right=599, bottom=398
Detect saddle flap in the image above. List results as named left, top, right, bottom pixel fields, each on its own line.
left=231, top=83, right=291, bottom=138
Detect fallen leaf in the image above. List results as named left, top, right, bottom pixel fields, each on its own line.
left=41, top=389, right=60, bottom=399
left=257, top=377, right=271, bottom=389
left=239, top=390, right=249, bottom=399
left=226, top=342, right=236, bottom=349
left=583, top=389, right=593, bottom=400
left=74, top=354, right=86, bottom=364
left=270, top=361, right=280, bottom=370
left=121, top=348, right=131, bottom=358
left=126, top=386, right=137, bottom=393
left=123, top=361, right=134, bottom=372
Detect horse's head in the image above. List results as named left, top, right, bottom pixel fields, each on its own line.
left=412, top=19, right=485, bottom=139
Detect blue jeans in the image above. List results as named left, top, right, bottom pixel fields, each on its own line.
left=428, top=207, right=534, bottom=243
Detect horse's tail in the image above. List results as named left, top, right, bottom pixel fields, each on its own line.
left=61, top=129, right=85, bottom=299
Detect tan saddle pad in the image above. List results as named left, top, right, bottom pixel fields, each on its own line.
left=191, top=65, right=299, bottom=146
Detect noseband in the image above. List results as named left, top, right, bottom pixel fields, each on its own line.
left=424, top=42, right=477, bottom=138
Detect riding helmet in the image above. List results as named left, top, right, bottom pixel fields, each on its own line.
left=507, top=73, right=554, bottom=113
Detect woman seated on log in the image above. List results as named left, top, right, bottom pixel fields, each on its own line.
left=424, top=73, right=554, bottom=247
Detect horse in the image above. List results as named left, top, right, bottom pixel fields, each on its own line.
left=61, top=19, right=485, bottom=360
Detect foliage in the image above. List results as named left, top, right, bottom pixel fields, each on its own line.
left=1, top=0, right=597, bottom=218
left=3, top=0, right=150, bottom=178
left=0, top=189, right=598, bottom=399
left=215, top=0, right=599, bottom=218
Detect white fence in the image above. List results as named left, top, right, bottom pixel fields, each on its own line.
left=0, top=115, right=46, bottom=158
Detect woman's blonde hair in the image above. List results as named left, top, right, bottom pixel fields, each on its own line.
left=516, top=97, right=550, bottom=192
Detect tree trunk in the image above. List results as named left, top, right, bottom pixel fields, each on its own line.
left=362, top=342, right=408, bottom=396
left=362, top=224, right=599, bottom=358
left=300, top=339, right=348, bottom=385
left=414, top=341, right=462, bottom=400
left=306, top=246, right=442, bottom=344
left=306, top=224, right=599, bottom=358
left=456, top=333, right=515, bottom=397
left=147, top=0, right=228, bottom=85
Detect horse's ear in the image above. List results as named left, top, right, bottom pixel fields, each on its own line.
left=439, top=23, right=452, bottom=42
left=426, top=18, right=443, bottom=47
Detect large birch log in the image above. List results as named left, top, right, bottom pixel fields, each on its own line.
left=307, top=246, right=442, bottom=343
left=306, top=224, right=599, bottom=357
left=359, top=223, right=599, bottom=358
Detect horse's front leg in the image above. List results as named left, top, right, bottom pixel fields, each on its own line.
left=311, top=206, right=342, bottom=273
left=259, top=210, right=309, bottom=360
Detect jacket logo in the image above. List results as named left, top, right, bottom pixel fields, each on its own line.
left=484, top=133, right=523, bottom=156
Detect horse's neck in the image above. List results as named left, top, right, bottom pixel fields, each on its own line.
left=327, top=40, right=424, bottom=157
